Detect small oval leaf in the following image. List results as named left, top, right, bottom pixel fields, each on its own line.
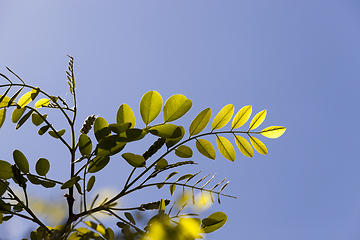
left=155, top=158, right=168, bottom=170
left=13, top=150, right=29, bottom=173
left=212, top=104, right=234, bottom=131
left=163, top=94, right=192, bottom=123
left=31, top=113, right=47, bottom=126
left=116, top=104, right=135, bottom=128
left=79, top=134, right=93, bottom=157
left=260, top=126, right=286, bottom=138
left=248, top=110, right=266, bottom=131
left=94, top=117, right=111, bottom=142
left=175, top=145, right=193, bottom=158
left=122, top=153, right=145, bottom=168
left=0, top=109, right=6, bottom=129
left=249, top=136, right=267, bottom=155
left=124, top=212, right=136, bottom=225
left=169, top=184, right=176, bottom=196
left=61, top=176, right=81, bottom=189
left=38, top=125, right=50, bottom=135
left=216, top=136, right=236, bottom=162
left=35, top=158, right=50, bottom=176
left=0, top=160, right=13, bottom=180
left=48, top=129, right=66, bottom=139
left=234, top=135, right=254, bottom=157
left=201, top=212, right=227, bottom=233
left=232, top=105, right=252, bottom=129
left=34, top=98, right=50, bottom=108
left=189, top=108, right=212, bottom=136
left=196, top=139, right=216, bottom=160
left=12, top=107, right=26, bottom=123
left=88, top=156, right=110, bottom=173
left=17, top=91, right=32, bottom=108
left=16, top=109, right=33, bottom=130
left=86, top=176, right=96, bottom=192
left=140, top=91, right=163, bottom=126
left=149, top=124, right=182, bottom=139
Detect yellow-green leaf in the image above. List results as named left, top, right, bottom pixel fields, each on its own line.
left=165, top=126, right=185, bottom=148
left=35, top=158, right=50, bottom=176
left=94, top=117, right=111, bottom=141
left=189, top=108, right=212, bottom=136
left=248, top=110, right=266, bottom=131
left=16, top=109, right=33, bottom=130
left=88, top=156, right=110, bottom=173
left=201, top=212, right=227, bottom=233
left=34, top=98, right=50, bottom=108
left=196, top=139, right=216, bottom=160
left=175, top=145, right=193, bottom=158
left=169, top=184, right=176, bottom=196
left=79, top=134, right=92, bottom=157
left=140, top=91, right=162, bottom=125
left=31, top=113, right=47, bottom=126
left=0, top=108, right=6, bottom=129
left=0, top=95, right=11, bottom=108
left=116, top=104, right=135, bottom=128
left=122, top=153, right=145, bottom=168
left=155, top=158, right=168, bottom=170
left=234, top=135, right=254, bottom=157
left=0, top=160, right=13, bottom=180
left=13, top=149, right=29, bottom=173
left=12, top=107, right=26, bottom=123
left=61, top=176, right=81, bottom=189
left=249, top=135, right=267, bottom=155
left=86, top=176, right=96, bottom=192
left=163, top=94, right=192, bottom=123
left=232, top=105, right=252, bottom=130
left=48, top=129, right=66, bottom=139
left=212, top=104, right=234, bottom=131
left=260, top=126, right=286, bottom=138
left=216, top=136, right=235, bottom=161
left=17, top=91, right=32, bottom=108
left=149, top=124, right=182, bottom=139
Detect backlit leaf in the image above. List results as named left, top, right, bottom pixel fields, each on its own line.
left=176, top=174, right=194, bottom=182
left=125, top=212, right=136, bottom=225
left=34, top=98, right=50, bottom=108
left=109, top=123, right=131, bottom=134
left=35, top=158, right=50, bottom=176
left=39, top=180, right=56, bottom=188
left=79, top=134, right=92, bottom=157
left=94, top=117, right=111, bottom=141
left=234, top=135, right=254, bottom=157
left=0, top=160, right=13, bottom=180
left=61, top=176, right=81, bottom=189
left=163, top=94, right=192, bottom=123
left=48, top=129, right=66, bottom=139
left=249, top=135, right=267, bottom=155
left=201, top=212, right=227, bottom=233
left=12, top=107, right=26, bottom=123
left=8, top=87, right=23, bottom=107
left=165, top=126, right=185, bottom=148
left=13, top=149, right=29, bottom=173
left=86, top=176, right=96, bottom=192
left=17, top=91, right=32, bottom=108
left=122, top=153, right=145, bottom=168
left=189, top=108, right=212, bottom=136
left=140, top=91, right=162, bottom=125
left=232, top=105, right=252, bottom=129
left=31, top=113, right=47, bottom=126
left=150, top=124, right=182, bottom=139
left=248, top=110, right=266, bottom=131
left=175, top=145, right=193, bottom=158
left=196, top=139, right=216, bottom=160
left=260, top=126, right=286, bottom=138
left=212, top=104, right=234, bottom=131
left=216, top=136, right=235, bottom=161
left=16, top=109, right=33, bottom=130
left=0, top=180, right=9, bottom=196
left=0, top=95, right=12, bottom=108
left=38, top=125, right=50, bottom=135
left=96, top=136, right=126, bottom=157
left=155, top=158, right=168, bottom=170
left=0, top=109, right=6, bottom=129
left=88, top=156, right=110, bottom=173
left=169, top=184, right=176, bottom=196
left=116, top=104, right=135, bottom=128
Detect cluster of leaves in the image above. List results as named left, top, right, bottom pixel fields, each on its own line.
left=0, top=56, right=285, bottom=240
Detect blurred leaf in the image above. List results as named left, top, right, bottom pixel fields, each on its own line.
left=0, top=161, right=13, bottom=180
left=175, top=145, right=193, bottom=158
left=94, top=117, right=111, bottom=142
left=232, top=105, right=252, bottom=129
left=189, top=108, right=212, bottom=136
left=169, top=184, right=176, bottom=196
left=116, top=104, right=135, bottom=128
left=109, top=123, right=131, bottom=134
left=34, top=98, right=50, bottom=108
left=17, top=91, right=32, bottom=108
left=163, top=94, right=192, bottom=123
left=16, top=109, right=33, bottom=130
left=31, top=112, right=47, bottom=126
left=48, top=129, right=66, bottom=139
left=61, top=176, right=81, bottom=189
left=35, top=158, right=50, bottom=176
left=88, top=156, right=110, bottom=173
left=0, top=109, right=6, bottom=129
left=234, top=135, right=254, bottom=157
left=38, top=125, right=50, bottom=135
left=11, top=107, right=26, bottom=123
left=201, top=212, right=227, bottom=233
left=212, top=104, right=234, bottom=131
left=79, top=134, right=92, bottom=157
left=249, top=136, right=267, bottom=155
left=125, top=212, right=136, bottom=225
left=165, top=126, right=185, bottom=148
left=104, top=228, right=115, bottom=240
left=140, top=91, right=163, bottom=125
left=248, top=110, right=266, bottom=131
left=86, top=176, right=96, bottom=192
left=13, top=149, right=29, bottom=173
left=216, top=136, right=235, bottom=161
left=122, top=153, right=145, bottom=168
left=155, top=158, right=168, bottom=170
left=150, top=124, right=182, bottom=139
left=0, top=180, right=9, bottom=196
left=196, top=139, right=216, bottom=160
left=260, top=126, right=286, bottom=138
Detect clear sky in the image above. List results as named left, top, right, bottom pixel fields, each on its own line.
left=1, top=1, right=360, bottom=239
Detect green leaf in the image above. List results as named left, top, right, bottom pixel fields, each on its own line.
left=34, top=98, right=50, bottom=108
left=48, top=129, right=66, bottom=139
left=260, top=126, right=286, bottom=138
left=61, top=176, right=81, bottom=189
left=201, top=212, right=227, bottom=233
left=216, top=136, right=235, bottom=161
left=149, top=124, right=182, bottom=139
left=165, top=171, right=178, bottom=181
left=94, top=117, right=111, bottom=142
left=155, top=158, right=168, bottom=170
left=79, top=134, right=93, bottom=157
left=30, top=88, right=40, bottom=101
left=8, top=87, right=23, bottom=107
left=249, top=136, right=267, bottom=155
left=169, top=184, right=176, bottom=196
left=38, top=125, right=50, bottom=135
left=140, top=91, right=163, bottom=125
left=17, top=91, right=32, bottom=108
left=0, top=161, right=13, bottom=180
left=0, top=180, right=9, bottom=196
left=116, top=104, right=135, bottom=128
left=248, top=109, right=266, bottom=131
left=163, top=94, right=192, bottom=123
left=125, top=212, right=136, bottom=225
left=234, top=135, right=254, bottom=157
left=27, top=175, right=41, bottom=185
left=11, top=107, right=26, bottom=123
left=165, top=126, right=185, bottom=148
left=31, top=112, right=47, bottom=126
left=35, top=158, right=50, bottom=176
left=189, top=108, right=212, bottom=136
left=0, top=109, right=6, bottom=129
left=175, top=145, right=193, bottom=158
left=212, top=104, right=234, bottom=131
left=122, top=153, right=145, bottom=168
left=96, top=136, right=126, bottom=156
left=13, top=150, right=29, bottom=173
left=232, top=105, right=252, bottom=129
left=16, top=109, right=33, bottom=130
left=109, top=123, right=132, bottom=134
left=176, top=174, right=194, bottom=182
left=104, top=228, right=115, bottom=240
left=88, top=156, right=110, bottom=173
left=87, top=175, right=96, bottom=192
left=39, top=180, right=56, bottom=188
left=196, top=139, right=216, bottom=160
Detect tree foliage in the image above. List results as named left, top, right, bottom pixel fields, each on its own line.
left=0, top=56, right=286, bottom=240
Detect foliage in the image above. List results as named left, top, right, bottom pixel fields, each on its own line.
left=0, top=56, right=286, bottom=240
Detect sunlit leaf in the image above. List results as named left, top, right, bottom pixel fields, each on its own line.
left=169, top=184, right=176, bottom=196
left=61, top=176, right=81, bottom=189
left=189, top=108, right=212, bottom=136
left=196, top=139, right=216, bottom=160
left=201, top=212, right=227, bottom=233
left=155, top=158, right=168, bottom=170
left=109, top=123, right=131, bottom=135
left=122, top=153, right=145, bottom=168
left=17, top=91, right=32, bottom=108
left=13, top=149, right=29, bottom=173
left=79, top=134, right=92, bottom=157
left=0, top=109, right=6, bottom=129
left=248, top=110, right=266, bottom=131
left=0, top=160, right=13, bottom=180
left=16, top=109, right=33, bottom=130
left=38, top=125, right=50, bottom=135
left=249, top=135, right=267, bottom=155
left=88, top=156, right=110, bottom=173
left=175, top=145, right=193, bottom=158
left=35, top=158, right=50, bottom=176
left=86, top=176, right=96, bottom=192
left=216, top=136, right=235, bottom=161
left=234, top=135, right=254, bottom=157
left=30, top=88, right=40, bottom=100
left=149, top=124, right=182, bottom=139
left=12, top=107, right=26, bottom=123
left=31, top=113, right=47, bottom=126
left=0, top=95, right=12, bottom=108
left=140, top=91, right=163, bottom=125
left=8, top=87, right=23, bottom=107
left=125, top=212, right=136, bottom=225
left=163, top=94, right=192, bottom=123
left=48, top=129, right=66, bottom=139
left=94, top=117, right=111, bottom=142
left=232, top=105, right=252, bottom=129
left=260, top=126, right=286, bottom=138
left=212, top=104, right=234, bottom=131
left=116, top=104, right=135, bottom=128
left=34, top=98, right=50, bottom=108
left=165, top=126, right=185, bottom=148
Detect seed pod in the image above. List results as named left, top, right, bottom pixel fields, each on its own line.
left=80, top=115, right=97, bottom=134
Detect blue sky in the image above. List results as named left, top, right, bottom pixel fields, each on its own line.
left=1, top=1, right=360, bottom=239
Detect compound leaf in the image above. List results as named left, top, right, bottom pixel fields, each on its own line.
left=232, top=105, right=252, bottom=129
left=260, top=126, right=286, bottom=138
left=140, top=91, right=162, bottom=126
left=212, top=104, right=234, bottom=131
left=163, top=94, right=192, bottom=123
left=189, top=108, right=212, bottom=136
left=196, top=139, right=216, bottom=160
left=248, top=110, right=266, bottom=131
left=116, top=104, right=135, bottom=128
left=234, top=135, right=254, bottom=157
left=175, top=145, right=193, bottom=158
left=13, top=149, right=29, bottom=173
left=249, top=135, right=267, bottom=155
left=35, top=158, right=50, bottom=176
left=216, top=136, right=235, bottom=161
